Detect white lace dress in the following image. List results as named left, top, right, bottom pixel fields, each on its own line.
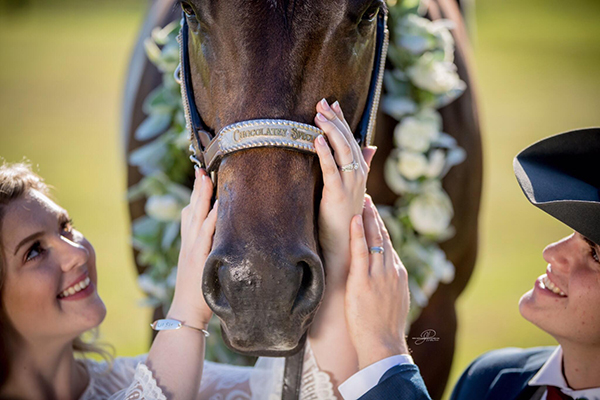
left=79, top=344, right=337, bottom=400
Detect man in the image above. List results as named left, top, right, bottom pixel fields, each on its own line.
left=340, top=128, right=600, bottom=400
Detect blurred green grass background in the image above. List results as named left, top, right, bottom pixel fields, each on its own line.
left=1, top=0, right=599, bottom=398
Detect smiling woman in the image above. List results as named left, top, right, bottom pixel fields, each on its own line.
left=0, top=161, right=237, bottom=399
left=0, top=163, right=108, bottom=391
left=0, top=162, right=221, bottom=399
left=0, top=164, right=111, bottom=390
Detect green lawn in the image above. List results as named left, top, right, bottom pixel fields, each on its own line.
left=1, top=0, right=599, bottom=397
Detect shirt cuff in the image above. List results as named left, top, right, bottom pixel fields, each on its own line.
left=338, top=354, right=414, bottom=400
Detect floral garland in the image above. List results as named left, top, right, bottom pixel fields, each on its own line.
left=379, top=0, right=467, bottom=321
left=128, top=0, right=466, bottom=362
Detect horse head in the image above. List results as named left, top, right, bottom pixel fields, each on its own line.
left=181, top=0, right=386, bottom=356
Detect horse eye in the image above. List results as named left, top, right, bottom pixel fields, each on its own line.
left=180, top=2, right=196, bottom=17
left=362, top=6, right=379, bottom=22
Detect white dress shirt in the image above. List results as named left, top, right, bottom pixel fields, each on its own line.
left=528, top=346, right=600, bottom=400
left=338, top=354, right=414, bottom=400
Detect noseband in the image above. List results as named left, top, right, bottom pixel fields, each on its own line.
left=176, top=9, right=389, bottom=172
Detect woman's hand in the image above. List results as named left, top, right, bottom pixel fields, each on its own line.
left=169, top=168, right=218, bottom=329
left=345, top=196, right=410, bottom=370
left=314, top=99, right=376, bottom=291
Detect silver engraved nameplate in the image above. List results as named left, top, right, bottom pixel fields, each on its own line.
left=151, top=319, right=183, bottom=331
left=218, top=119, right=324, bottom=155
left=197, top=119, right=327, bottom=170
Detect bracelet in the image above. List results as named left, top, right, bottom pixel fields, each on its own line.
left=150, top=319, right=210, bottom=337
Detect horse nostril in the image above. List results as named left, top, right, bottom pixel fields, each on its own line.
left=291, top=254, right=324, bottom=317
left=202, top=253, right=232, bottom=317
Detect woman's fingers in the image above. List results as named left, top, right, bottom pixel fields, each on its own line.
left=317, top=99, right=362, bottom=165
left=195, top=200, right=219, bottom=259
left=315, top=112, right=354, bottom=167
left=190, top=168, right=207, bottom=206
left=349, top=214, right=370, bottom=280
left=186, top=172, right=214, bottom=239
left=315, top=134, right=343, bottom=192
left=372, top=201, right=402, bottom=266
left=364, top=196, right=385, bottom=274
left=318, top=99, right=353, bottom=144
left=331, top=100, right=351, bottom=133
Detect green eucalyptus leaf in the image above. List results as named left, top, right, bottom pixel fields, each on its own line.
left=143, top=86, right=173, bottom=115
left=161, top=221, right=180, bottom=250
left=132, top=216, right=161, bottom=237
left=129, top=137, right=169, bottom=174
left=135, top=113, right=172, bottom=141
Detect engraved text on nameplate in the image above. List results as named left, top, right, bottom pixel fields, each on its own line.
left=232, top=127, right=317, bottom=144
left=153, top=319, right=183, bottom=330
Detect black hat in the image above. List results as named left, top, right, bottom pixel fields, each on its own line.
left=514, top=128, right=600, bottom=245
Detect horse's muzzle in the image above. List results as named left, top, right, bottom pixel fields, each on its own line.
left=202, top=246, right=325, bottom=356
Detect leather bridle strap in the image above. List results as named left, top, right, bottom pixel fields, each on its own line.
left=177, top=9, right=389, bottom=173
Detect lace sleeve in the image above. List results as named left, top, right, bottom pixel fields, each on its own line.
left=249, top=341, right=337, bottom=400
left=120, top=363, right=166, bottom=400
left=105, top=341, right=336, bottom=400
left=105, top=359, right=254, bottom=400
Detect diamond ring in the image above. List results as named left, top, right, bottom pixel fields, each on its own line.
left=340, top=160, right=359, bottom=172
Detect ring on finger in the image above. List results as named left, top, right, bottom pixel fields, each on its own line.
left=369, top=246, right=385, bottom=254
left=340, top=160, right=359, bottom=172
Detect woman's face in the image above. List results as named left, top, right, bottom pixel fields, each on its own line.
left=0, top=189, right=106, bottom=344
left=519, top=231, right=600, bottom=346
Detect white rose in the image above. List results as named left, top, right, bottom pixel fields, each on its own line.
left=426, top=149, right=446, bottom=178
left=429, top=248, right=455, bottom=283
left=385, top=152, right=421, bottom=195
left=407, top=53, right=462, bottom=94
left=396, top=14, right=432, bottom=42
left=145, top=194, right=183, bottom=222
left=408, top=188, right=453, bottom=236
left=430, top=19, right=456, bottom=62
left=394, top=115, right=439, bottom=152
left=397, top=151, right=429, bottom=181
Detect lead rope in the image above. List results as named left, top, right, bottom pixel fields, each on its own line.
left=282, top=343, right=305, bottom=400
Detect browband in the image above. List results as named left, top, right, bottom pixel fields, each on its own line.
left=177, top=9, right=389, bottom=172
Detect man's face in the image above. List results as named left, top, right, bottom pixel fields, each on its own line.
left=519, top=231, right=600, bottom=346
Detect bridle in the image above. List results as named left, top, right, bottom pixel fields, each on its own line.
left=176, top=8, right=389, bottom=173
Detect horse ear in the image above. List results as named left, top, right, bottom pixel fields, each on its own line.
left=362, top=146, right=377, bottom=168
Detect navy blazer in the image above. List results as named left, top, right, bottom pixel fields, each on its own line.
left=358, top=363, right=432, bottom=400
left=358, top=347, right=554, bottom=400
left=450, top=346, right=554, bottom=400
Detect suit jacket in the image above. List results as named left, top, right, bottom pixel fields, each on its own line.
left=450, top=346, right=555, bottom=400
left=358, top=347, right=554, bottom=400
left=358, top=363, right=432, bottom=400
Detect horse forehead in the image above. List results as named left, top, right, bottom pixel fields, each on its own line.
left=217, top=0, right=349, bottom=26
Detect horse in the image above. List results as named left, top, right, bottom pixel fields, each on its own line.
left=122, top=1, right=482, bottom=398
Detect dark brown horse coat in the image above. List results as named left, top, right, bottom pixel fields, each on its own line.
left=123, top=0, right=481, bottom=397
